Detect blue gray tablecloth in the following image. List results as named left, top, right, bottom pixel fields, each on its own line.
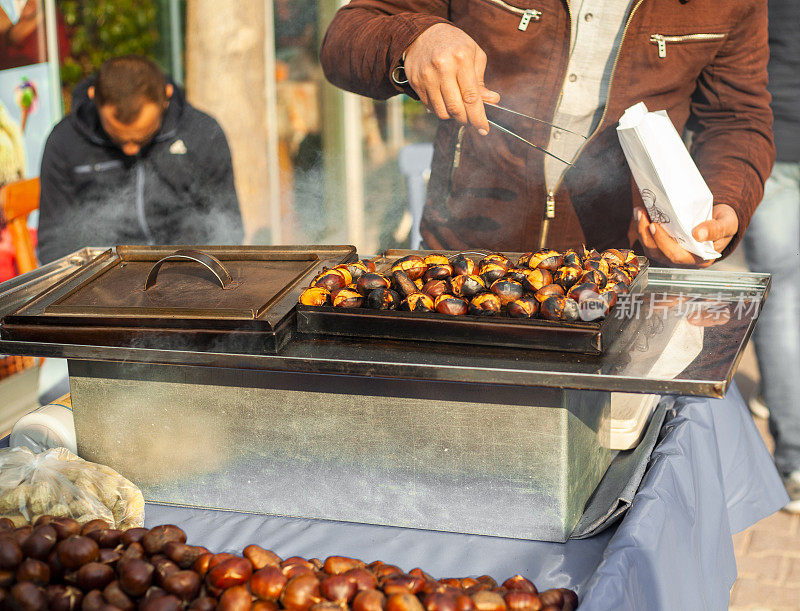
left=145, top=384, right=787, bottom=610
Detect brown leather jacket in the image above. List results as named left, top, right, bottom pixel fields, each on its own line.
left=321, top=0, right=774, bottom=255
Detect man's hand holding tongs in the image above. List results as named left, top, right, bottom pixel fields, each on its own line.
left=404, top=24, right=500, bottom=135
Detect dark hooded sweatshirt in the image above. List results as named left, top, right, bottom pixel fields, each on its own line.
left=37, top=78, right=244, bottom=264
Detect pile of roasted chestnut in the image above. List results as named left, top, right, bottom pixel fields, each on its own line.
left=0, top=516, right=579, bottom=610
left=299, top=247, right=642, bottom=323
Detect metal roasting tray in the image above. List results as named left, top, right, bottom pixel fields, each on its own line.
left=0, top=245, right=356, bottom=354
left=297, top=250, right=649, bottom=355
left=0, top=248, right=770, bottom=398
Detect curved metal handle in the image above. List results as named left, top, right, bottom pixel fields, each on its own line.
left=144, top=249, right=233, bottom=290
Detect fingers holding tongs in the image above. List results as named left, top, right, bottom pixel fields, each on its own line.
left=484, top=102, right=585, bottom=166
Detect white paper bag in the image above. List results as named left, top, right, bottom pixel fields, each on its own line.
left=617, top=102, right=720, bottom=260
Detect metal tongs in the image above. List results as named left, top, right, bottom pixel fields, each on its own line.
left=484, top=102, right=586, bottom=166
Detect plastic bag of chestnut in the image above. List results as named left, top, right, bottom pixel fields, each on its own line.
left=0, top=518, right=579, bottom=610
left=0, top=446, right=144, bottom=530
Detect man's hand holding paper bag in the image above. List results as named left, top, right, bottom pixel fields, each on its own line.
left=618, top=102, right=736, bottom=267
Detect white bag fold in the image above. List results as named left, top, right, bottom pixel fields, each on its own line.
left=617, top=102, right=720, bottom=260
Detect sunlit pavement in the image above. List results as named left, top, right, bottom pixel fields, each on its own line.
left=717, top=248, right=800, bottom=610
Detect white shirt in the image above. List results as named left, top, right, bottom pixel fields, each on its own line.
left=544, top=0, right=634, bottom=193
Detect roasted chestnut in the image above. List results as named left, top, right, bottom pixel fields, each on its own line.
left=561, top=249, right=581, bottom=267
left=478, top=261, right=508, bottom=285
left=490, top=279, right=524, bottom=305
left=391, top=255, right=428, bottom=281
left=451, top=255, right=477, bottom=277
left=423, top=254, right=450, bottom=266
left=506, top=297, right=538, bottom=319
left=521, top=269, right=552, bottom=292
left=578, top=269, right=607, bottom=288
left=357, top=273, right=391, bottom=296
left=577, top=294, right=609, bottom=321
left=552, top=265, right=582, bottom=290
left=392, top=270, right=420, bottom=297
left=527, top=250, right=563, bottom=272
left=336, top=262, right=369, bottom=282
left=366, top=287, right=401, bottom=311
left=423, top=265, right=453, bottom=282
left=312, top=269, right=350, bottom=292
left=599, top=287, right=619, bottom=308
left=540, top=296, right=580, bottom=323
left=360, top=259, right=377, bottom=273
left=421, top=279, right=452, bottom=299
left=566, top=282, right=600, bottom=303
left=480, top=252, right=509, bottom=267
left=469, top=293, right=502, bottom=316
left=601, top=248, right=625, bottom=267
left=332, top=288, right=364, bottom=308
left=533, top=284, right=565, bottom=303
left=434, top=295, right=469, bottom=316
left=299, top=287, right=331, bottom=307
left=583, top=257, right=610, bottom=276
left=607, top=266, right=632, bottom=286
left=578, top=245, right=600, bottom=261
left=504, top=268, right=527, bottom=284
left=401, top=292, right=435, bottom=312
left=606, top=280, right=630, bottom=295
left=450, top=274, right=486, bottom=299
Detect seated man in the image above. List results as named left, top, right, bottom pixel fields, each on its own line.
left=37, top=55, right=244, bottom=263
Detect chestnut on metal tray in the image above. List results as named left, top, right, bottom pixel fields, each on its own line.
left=296, top=249, right=649, bottom=355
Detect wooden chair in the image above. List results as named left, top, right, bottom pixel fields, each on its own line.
left=0, top=177, right=39, bottom=275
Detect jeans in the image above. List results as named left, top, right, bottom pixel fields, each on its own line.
left=743, top=161, right=800, bottom=475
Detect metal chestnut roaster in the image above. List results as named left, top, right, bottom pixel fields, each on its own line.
left=0, top=246, right=769, bottom=542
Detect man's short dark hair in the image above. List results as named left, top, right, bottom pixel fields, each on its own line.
left=94, top=55, right=167, bottom=123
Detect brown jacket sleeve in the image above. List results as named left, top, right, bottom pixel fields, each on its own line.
left=320, top=0, right=451, bottom=100
left=688, top=0, right=775, bottom=255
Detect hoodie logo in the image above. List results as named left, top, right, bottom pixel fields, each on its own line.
left=169, top=139, right=187, bottom=155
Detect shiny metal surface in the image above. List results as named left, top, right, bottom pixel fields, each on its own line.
left=0, top=250, right=769, bottom=398
left=68, top=360, right=614, bottom=541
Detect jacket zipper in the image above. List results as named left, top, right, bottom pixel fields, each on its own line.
left=481, top=0, right=542, bottom=31
left=538, top=0, right=647, bottom=250
left=650, top=33, right=726, bottom=58
left=135, top=163, right=156, bottom=244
